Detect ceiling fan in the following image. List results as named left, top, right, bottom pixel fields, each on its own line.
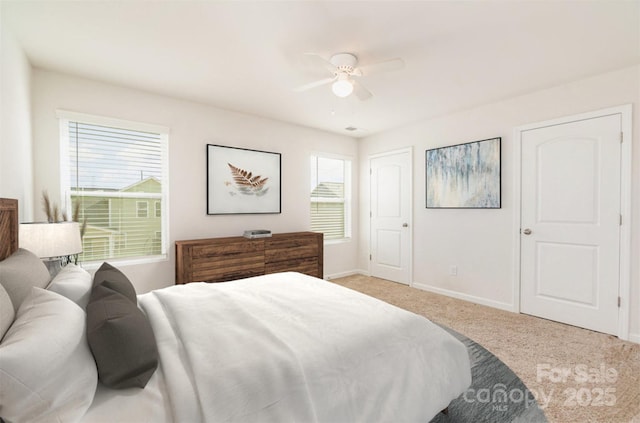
left=295, top=52, right=404, bottom=101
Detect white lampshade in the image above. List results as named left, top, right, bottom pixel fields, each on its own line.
left=19, top=222, right=83, bottom=258
left=331, top=75, right=354, bottom=98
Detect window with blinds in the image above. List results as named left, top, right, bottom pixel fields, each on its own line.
left=310, top=155, right=351, bottom=241
left=60, top=113, right=169, bottom=263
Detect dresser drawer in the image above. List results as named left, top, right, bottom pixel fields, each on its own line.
left=192, top=239, right=264, bottom=258
left=265, top=257, right=321, bottom=278
left=192, top=254, right=265, bottom=282
left=265, top=234, right=319, bottom=263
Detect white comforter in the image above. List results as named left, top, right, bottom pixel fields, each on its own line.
left=84, top=272, right=471, bottom=423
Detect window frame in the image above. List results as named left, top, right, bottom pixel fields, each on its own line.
left=58, top=110, right=170, bottom=268
left=136, top=201, right=149, bottom=218
left=310, top=152, right=353, bottom=244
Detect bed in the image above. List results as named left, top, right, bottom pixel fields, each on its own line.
left=0, top=197, right=471, bottom=423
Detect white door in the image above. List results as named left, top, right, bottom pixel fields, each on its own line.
left=370, top=149, right=411, bottom=284
left=520, top=114, right=621, bottom=335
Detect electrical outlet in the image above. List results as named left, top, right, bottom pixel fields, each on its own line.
left=449, top=265, right=458, bottom=276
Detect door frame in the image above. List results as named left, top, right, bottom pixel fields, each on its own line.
left=512, top=104, right=632, bottom=340
left=368, top=147, right=413, bottom=285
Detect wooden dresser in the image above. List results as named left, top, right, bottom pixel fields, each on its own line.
left=175, top=231, right=323, bottom=284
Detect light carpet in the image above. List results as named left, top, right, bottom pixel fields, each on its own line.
left=332, top=275, right=640, bottom=423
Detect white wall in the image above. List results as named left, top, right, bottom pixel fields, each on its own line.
left=358, top=65, right=640, bottom=341
left=31, top=69, right=359, bottom=293
left=0, top=11, right=34, bottom=221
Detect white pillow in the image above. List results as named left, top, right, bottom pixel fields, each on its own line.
left=0, top=287, right=98, bottom=423
left=47, top=263, right=93, bottom=309
left=0, top=248, right=51, bottom=312
left=0, top=284, right=14, bottom=341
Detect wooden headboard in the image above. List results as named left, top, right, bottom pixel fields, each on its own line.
left=0, top=198, right=19, bottom=261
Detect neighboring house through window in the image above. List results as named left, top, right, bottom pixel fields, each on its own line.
left=59, top=111, right=169, bottom=263
left=310, top=155, right=352, bottom=241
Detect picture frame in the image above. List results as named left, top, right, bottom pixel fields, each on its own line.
left=425, top=137, right=501, bottom=209
left=207, top=144, right=281, bottom=214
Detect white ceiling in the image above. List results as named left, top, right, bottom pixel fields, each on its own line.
left=3, top=0, right=639, bottom=137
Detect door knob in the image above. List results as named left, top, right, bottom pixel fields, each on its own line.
left=402, top=223, right=409, bottom=227
left=522, top=228, right=532, bottom=235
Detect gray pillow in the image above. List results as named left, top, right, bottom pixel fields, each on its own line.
left=0, top=284, right=14, bottom=341
left=87, top=277, right=158, bottom=389
left=92, top=262, right=137, bottom=303
left=0, top=248, right=51, bottom=312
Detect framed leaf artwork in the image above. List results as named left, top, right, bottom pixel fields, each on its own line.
left=207, top=144, right=281, bottom=214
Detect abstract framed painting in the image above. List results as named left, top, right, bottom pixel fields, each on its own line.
left=207, top=144, right=281, bottom=214
left=425, top=137, right=501, bottom=209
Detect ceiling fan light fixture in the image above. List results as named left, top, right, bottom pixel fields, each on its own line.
left=331, top=75, right=354, bottom=98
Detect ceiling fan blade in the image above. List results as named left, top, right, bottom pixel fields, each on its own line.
left=356, top=57, right=404, bottom=76
left=352, top=79, right=373, bottom=101
left=303, top=53, right=337, bottom=75
left=294, top=77, right=336, bottom=92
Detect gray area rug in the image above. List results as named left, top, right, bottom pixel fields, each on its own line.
left=430, top=325, right=548, bottom=423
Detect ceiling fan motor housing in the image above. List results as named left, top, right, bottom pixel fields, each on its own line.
left=330, top=53, right=358, bottom=74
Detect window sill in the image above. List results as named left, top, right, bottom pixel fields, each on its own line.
left=79, top=254, right=168, bottom=270
left=324, top=238, right=351, bottom=246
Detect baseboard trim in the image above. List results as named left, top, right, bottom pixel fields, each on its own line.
left=628, top=332, right=640, bottom=344
left=325, top=269, right=369, bottom=280
left=412, top=281, right=516, bottom=312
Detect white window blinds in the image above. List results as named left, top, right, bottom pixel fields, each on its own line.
left=310, top=155, right=351, bottom=241
left=61, top=114, right=169, bottom=263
